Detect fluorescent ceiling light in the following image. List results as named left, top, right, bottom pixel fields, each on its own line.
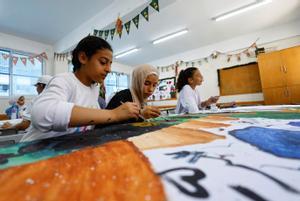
left=152, top=29, right=188, bottom=45
left=115, top=48, right=139, bottom=58
left=213, top=0, right=272, bottom=22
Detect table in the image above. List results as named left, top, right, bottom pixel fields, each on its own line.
left=0, top=105, right=299, bottom=201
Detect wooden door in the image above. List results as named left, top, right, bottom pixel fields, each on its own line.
left=263, top=87, right=290, bottom=105
left=281, top=46, right=300, bottom=86
left=258, top=52, right=286, bottom=88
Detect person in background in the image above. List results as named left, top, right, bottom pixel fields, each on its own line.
left=98, top=84, right=106, bottom=109
left=21, top=36, right=139, bottom=142
left=175, top=67, right=219, bottom=114
left=106, top=64, right=161, bottom=122
left=1, top=75, right=52, bottom=131
left=5, top=96, right=27, bottom=119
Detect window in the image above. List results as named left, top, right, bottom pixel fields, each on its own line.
left=0, top=48, right=43, bottom=97
left=105, top=72, right=129, bottom=99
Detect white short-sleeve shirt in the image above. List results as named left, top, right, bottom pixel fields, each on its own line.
left=21, top=72, right=100, bottom=142
left=175, top=85, right=202, bottom=114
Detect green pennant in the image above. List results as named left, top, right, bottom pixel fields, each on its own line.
left=124, top=21, right=131, bottom=34
left=93, top=29, right=98, bottom=36
left=141, top=6, right=149, bottom=21
left=104, top=30, right=109, bottom=40
left=150, top=0, right=159, bottom=12
left=98, top=30, right=103, bottom=38
left=110, top=28, right=115, bottom=40
left=133, top=15, right=139, bottom=29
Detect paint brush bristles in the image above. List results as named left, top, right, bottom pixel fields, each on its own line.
left=120, top=101, right=147, bottom=122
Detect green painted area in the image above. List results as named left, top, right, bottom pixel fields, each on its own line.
left=231, top=111, right=300, bottom=119
left=0, top=151, right=68, bottom=169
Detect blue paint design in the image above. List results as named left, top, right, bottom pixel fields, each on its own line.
left=289, top=122, right=300, bottom=127
left=229, top=127, right=300, bottom=159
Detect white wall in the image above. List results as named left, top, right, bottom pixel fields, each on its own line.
left=149, top=21, right=300, bottom=106
left=0, top=32, right=54, bottom=113
left=53, top=58, right=133, bottom=75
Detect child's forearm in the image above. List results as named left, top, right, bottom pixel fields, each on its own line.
left=14, top=119, right=31, bottom=130
left=68, top=106, right=117, bottom=127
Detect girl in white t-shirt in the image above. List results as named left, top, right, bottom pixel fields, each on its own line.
left=175, top=67, right=219, bottom=114
left=22, top=36, right=140, bottom=141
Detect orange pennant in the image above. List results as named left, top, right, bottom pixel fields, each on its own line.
left=28, top=57, right=35, bottom=65
left=40, top=52, right=48, bottom=60
left=12, top=56, right=18, bottom=65
left=20, top=57, right=27, bottom=66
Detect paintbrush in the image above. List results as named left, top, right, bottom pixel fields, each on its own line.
left=120, top=101, right=148, bottom=121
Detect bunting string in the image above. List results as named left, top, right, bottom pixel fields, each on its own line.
left=156, top=39, right=259, bottom=73
left=1, top=52, right=48, bottom=66
left=92, top=0, right=159, bottom=40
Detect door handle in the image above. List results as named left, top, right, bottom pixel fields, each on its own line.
left=283, top=65, right=287, bottom=73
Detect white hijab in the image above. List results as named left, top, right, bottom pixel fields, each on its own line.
left=130, top=64, right=159, bottom=108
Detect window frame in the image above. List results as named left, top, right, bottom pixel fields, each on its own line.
left=0, top=47, right=44, bottom=98
left=105, top=71, right=130, bottom=98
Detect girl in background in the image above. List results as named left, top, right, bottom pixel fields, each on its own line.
left=106, top=64, right=160, bottom=122
left=5, top=96, right=27, bottom=119
left=175, top=67, right=219, bottom=114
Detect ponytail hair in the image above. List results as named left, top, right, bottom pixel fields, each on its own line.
left=72, top=36, right=113, bottom=72
left=176, top=67, right=198, bottom=92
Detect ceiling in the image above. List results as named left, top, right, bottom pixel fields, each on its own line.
left=0, top=0, right=112, bottom=44
left=1, top=0, right=300, bottom=66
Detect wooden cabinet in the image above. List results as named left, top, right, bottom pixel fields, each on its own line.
left=281, top=47, right=300, bottom=86
left=258, top=45, right=300, bottom=105
left=258, top=51, right=286, bottom=88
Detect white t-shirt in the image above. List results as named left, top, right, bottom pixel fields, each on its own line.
left=21, top=72, right=100, bottom=142
left=22, top=97, right=36, bottom=121
left=175, top=85, right=202, bottom=114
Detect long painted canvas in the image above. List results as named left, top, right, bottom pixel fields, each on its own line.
left=0, top=105, right=300, bottom=200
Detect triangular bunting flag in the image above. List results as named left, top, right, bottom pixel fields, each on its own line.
left=40, top=52, right=48, bottom=60
left=116, top=17, right=123, bottom=35
left=94, top=29, right=98, bottom=36
left=29, top=57, right=35, bottom=65
left=20, top=57, right=27, bottom=66
left=133, top=15, right=140, bottom=29
left=98, top=30, right=103, bottom=38
left=141, top=7, right=149, bottom=21
left=104, top=30, right=109, bottom=40
left=110, top=28, right=115, bottom=40
left=2, top=53, right=9, bottom=60
left=36, top=56, right=43, bottom=63
left=150, top=0, right=159, bottom=12
left=124, top=21, right=131, bottom=34
left=12, top=56, right=18, bottom=65
left=118, top=25, right=123, bottom=38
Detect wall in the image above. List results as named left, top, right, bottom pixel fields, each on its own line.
left=149, top=20, right=300, bottom=106
left=0, top=32, right=54, bottom=113
left=53, top=58, right=133, bottom=75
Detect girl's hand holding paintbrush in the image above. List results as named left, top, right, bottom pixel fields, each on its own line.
left=140, top=106, right=161, bottom=119
left=117, top=101, right=140, bottom=121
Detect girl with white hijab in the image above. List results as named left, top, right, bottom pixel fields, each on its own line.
left=106, top=64, right=160, bottom=122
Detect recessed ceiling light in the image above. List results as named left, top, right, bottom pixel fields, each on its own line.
left=152, top=29, right=188, bottom=45
left=115, top=48, right=140, bottom=59
left=212, top=0, right=272, bottom=22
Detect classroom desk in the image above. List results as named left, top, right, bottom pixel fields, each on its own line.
left=0, top=105, right=299, bottom=201
left=0, top=118, right=23, bottom=128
